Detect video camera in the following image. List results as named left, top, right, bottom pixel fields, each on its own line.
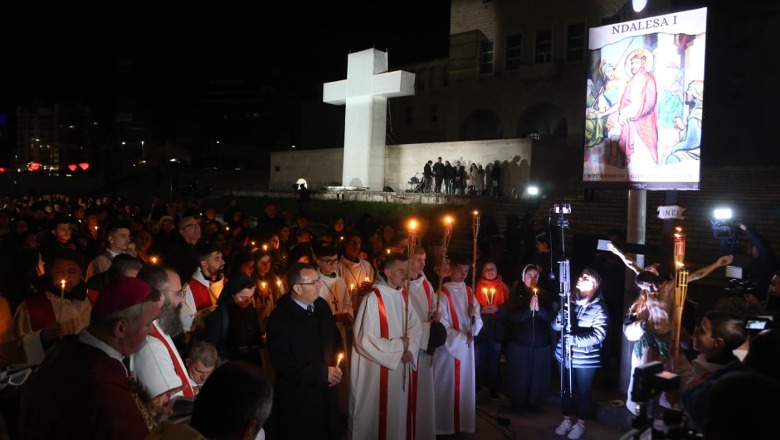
left=621, top=362, right=703, bottom=440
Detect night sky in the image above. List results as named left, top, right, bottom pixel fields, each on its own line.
left=3, top=2, right=452, bottom=111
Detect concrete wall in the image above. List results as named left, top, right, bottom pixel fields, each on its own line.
left=269, top=138, right=533, bottom=193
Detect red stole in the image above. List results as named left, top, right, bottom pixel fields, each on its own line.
left=372, top=288, right=390, bottom=440
left=401, top=286, right=415, bottom=440
left=441, top=286, right=468, bottom=433
left=188, top=279, right=212, bottom=310
left=149, top=323, right=195, bottom=397
left=25, top=294, right=56, bottom=332
left=87, top=288, right=100, bottom=305
left=422, top=279, right=433, bottom=310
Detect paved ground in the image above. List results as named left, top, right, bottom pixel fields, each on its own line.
left=450, top=388, right=632, bottom=440
left=436, top=365, right=636, bottom=440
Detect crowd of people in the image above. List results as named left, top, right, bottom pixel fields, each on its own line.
left=419, top=157, right=504, bottom=196
left=0, top=192, right=775, bottom=439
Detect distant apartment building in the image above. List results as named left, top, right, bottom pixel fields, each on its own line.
left=15, top=101, right=100, bottom=173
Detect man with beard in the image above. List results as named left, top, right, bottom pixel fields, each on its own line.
left=180, top=243, right=226, bottom=332
left=8, top=248, right=90, bottom=365
left=132, top=265, right=197, bottom=400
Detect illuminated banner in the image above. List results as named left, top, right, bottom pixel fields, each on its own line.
left=583, top=7, right=707, bottom=190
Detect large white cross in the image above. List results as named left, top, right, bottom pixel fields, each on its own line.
left=323, top=48, right=415, bottom=190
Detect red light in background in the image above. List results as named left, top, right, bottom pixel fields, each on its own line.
left=78, top=162, right=90, bottom=170
left=28, top=162, right=41, bottom=172
left=68, top=164, right=78, bottom=171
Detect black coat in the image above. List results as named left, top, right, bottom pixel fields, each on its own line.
left=266, top=294, right=344, bottom=440
left=503, top=285, right=557, bottom=347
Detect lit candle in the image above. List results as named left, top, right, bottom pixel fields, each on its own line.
left=261, top=281, right=267, bottom=291
left=150, top=256, right=159, bottom=264
left=262, top=244, right=268, bottom=251
left=386, top=248, right=391, bottom=255
left=225, top=226, right=230, bottom=231
left=336, top=352, right=344, bottom=369
left=350, top=283, right=355, bottom=295
left=276, top=279, right=282, bottom=289
left=251, top=241, right=256, bottom=247
left=364, top=276, right=370, bottom=283
left=489, top=287, right=495, bottom=305
left=60, top=279, right=66, bottom=297
left=94, top=225, right=98, bottom=232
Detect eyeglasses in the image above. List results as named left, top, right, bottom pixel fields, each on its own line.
left=297, top=278, right=321, bottom=286
left=167, top=289, right=186, bottom=298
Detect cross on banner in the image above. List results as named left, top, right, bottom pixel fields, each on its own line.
left=323, top=48, right=415, bottom=190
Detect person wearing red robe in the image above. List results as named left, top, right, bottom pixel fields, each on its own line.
left=20, top=276, right=164, bottom=440
left=618, top=52, right=658, bottom=166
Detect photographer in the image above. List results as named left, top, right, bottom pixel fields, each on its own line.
left=738, top=223, right=777, bottom=303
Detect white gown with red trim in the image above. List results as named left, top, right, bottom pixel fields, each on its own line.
left=432, top=281, right=483, bottom=435
left=408, top=274, right=437, bottom=440
left=349, top=282, right=422, bottom=440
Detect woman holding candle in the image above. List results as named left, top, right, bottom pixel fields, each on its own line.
left=503, top=263, right=557, bottom=410
left=474, top=259, right=510, bottom=399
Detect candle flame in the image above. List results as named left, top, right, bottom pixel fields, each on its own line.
left=150, top=256, right=158, bottom=264
left=444, top=216, right=452, bottom=225
left=408, top=219, right=417, bottom=231
left=262, top=244, right=268, bottom=251
left=336, top=352, right=344, bottom=368
left=473, top=210, right=479, bottom=216
left=61, top=279, right=66, bottom=287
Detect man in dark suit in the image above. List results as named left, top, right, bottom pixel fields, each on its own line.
left=266, top=263, right=344, bottom=440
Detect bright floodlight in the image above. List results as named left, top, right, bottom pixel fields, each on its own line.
left=527, top=186, right=539, bottom=196
left=713, top=208, right=732, bottom=220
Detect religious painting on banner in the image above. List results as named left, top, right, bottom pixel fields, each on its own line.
left=583, top=7, right=707, bottom=191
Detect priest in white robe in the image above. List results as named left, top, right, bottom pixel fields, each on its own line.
left=433, top=255, right=483, bottom=435
left=350, top=253, right=422, bottom=440
left=407, top=247, right=441, bottom=440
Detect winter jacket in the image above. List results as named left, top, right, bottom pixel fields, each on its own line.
left=552, top=294, right=608, bottom=368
